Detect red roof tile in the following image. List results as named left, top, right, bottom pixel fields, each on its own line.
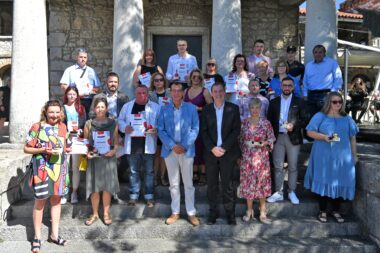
left=299, top=8, right=363, bottom=19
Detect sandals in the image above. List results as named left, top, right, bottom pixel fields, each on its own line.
left=242, top=210, right=254, bottom=222
left=146, top=200, right=155, bottom=208
left=85, top=215, right=99, bottom=226
left=198, top=173, right=207, bottom=186
left=31, top=238, right=41, bottom=252
left=259, top=208, right=269, bottom=223
left=193, top=172, right=199, bottom=182
left=103, top=213, right=113, bottom=225
left=317, top=211, right=328, bottom=223
left=47, top=235, right=67, bottom=246
left=127, top=199, right=136, bottom=207
left=331, top=212, right=345, bottom=223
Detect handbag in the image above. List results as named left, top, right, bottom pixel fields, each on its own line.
left=78, top=155, right=88, bottom=171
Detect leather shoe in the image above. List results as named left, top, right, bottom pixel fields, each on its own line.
left=227, top=215, right=237, bottom=225
left=188, top=215, right=200, bottom=226
left=165, top=214, right=180, bottom=225
left=207, top=213, right=219, bottom=225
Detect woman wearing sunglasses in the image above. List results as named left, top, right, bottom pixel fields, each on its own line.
left=304, top=92, right=358, bottom=223
left=203, top=58, right=224, bottom=93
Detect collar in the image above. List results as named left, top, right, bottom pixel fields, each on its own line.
left=106, top=91, right=118, bottom=98
left=313, top=57, right=327, bottom=64
left=75, top=63, right=87, bottom=69
left=281, top=93, right=293, bottom=101
left=214, top=102, right=225, bottom=110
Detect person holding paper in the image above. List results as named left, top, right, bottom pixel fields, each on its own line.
left=60, top=48, right=101, bottom=116
left=224, top=54, right=255, bottom=105
left=184, top=69, right=212, bottom=185
left=149, top=72, right=172, bottom=186
left=117, top=85, right=161, bottom=207
left=133, top=49, right=164, bottom=88
left=157, top=82, right=200, bottom=226
left=63, top=86, right=87, bottom=204
left=84, top=97, right=119, bottom=226
left=166, top=39, right=198, bottom=90
left=203, top=57, right=224, bottom=93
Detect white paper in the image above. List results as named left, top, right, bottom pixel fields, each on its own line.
left=76, top=78, right=93, bottom=97
left=67, top=121, right=79, bottom=133
left=138, top=72, right=152, bottom=87
left=70, top=137, right=89, bottom=154
left=225, top=75, right=237, bottom=93
left=176, top=63, right=187, bottom=82
left=93, top=131, right=111, bottom=155
left=158, top=97, right=171, bottom=106
left=204, top=78, right=215, bottom=93
left=130, top=114, right=146, bottom=137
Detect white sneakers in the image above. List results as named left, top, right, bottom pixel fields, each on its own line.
left=288, top=191, right=300, bottom=205
left=71, top=192, right=78, bottom=204
left=60, top=197, right=67, bottom=204
left=267, top=191, right=284, bottom=203
left=266, top=191, right=300, bottom=205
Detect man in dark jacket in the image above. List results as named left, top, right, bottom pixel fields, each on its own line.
left=267, top=77, right=307, bottom=205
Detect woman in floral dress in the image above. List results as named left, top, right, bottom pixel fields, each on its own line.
left=239, top=98, right=275, bottom=223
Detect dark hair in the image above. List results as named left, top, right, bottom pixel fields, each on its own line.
left=211, top=82, right=226, bottom=92
left=63, top=87, right=85, bottom=117
left=107, top=71, right=119, bottom=81
left=232, top=54, right=248, bottom=72
left=149, top=72, right=168, bottom=91
left=141, top=49, right=157, bottom=65
left=40, top=100, right=64, bottom=123
left=171, top=82, right=184, bottom=91
left=281, top=77, right=294, bottom=84
left=254, top=39, right=265, bottom=46
left=93, top=97, right=108, bottom=109
left=312, top=44, right=326, bottom=54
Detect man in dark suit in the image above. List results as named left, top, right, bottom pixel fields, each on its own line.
left=201, top=82, right=241, bottom=225
left=267, top=77, right=307, bottom=205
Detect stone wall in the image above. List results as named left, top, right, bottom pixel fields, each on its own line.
left=48, top=0, right=114, bottom=98
left=241, top=0, right=300, bottom=65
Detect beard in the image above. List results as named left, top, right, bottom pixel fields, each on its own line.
left=282, top=90, right=292, bottom=96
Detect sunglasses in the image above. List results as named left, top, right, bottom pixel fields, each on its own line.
left=154, top=78, right=164, bottom=82
left=207, top=63, right=215, bottom=66
left=331, top=100, right=343, bottom=105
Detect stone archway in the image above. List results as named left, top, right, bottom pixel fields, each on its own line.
left=0, top=59, right=11, bottom=86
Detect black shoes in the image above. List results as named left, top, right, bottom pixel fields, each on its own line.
left=207, top=213, right=219, bottom=225
left=227, top=214, right=237, bottom=225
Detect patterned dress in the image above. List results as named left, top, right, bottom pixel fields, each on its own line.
left=239, top=118, right=275, bottom=200
left=26, top=122, right=69, bottom=199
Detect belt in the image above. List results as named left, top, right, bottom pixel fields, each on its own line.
left=278, top=132, right=286, bottom=134
left=308, top=89, right=330, bottom=94
left=245, top=141, right=264, bottom=147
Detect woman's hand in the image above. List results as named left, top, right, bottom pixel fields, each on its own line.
left=104, top=149, right=116, bottom=157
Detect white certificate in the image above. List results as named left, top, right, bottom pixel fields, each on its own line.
left=225, top=74, right=237, bottom=93
left=138, top=72, right=152, bottom=87
left=70, top=137, right=89, bottom=154
left=130, top=113, right=146, bottom=137
left=158, top=97, right=171, bottom=106
left=93, top=131, right=111, bottom=155
left=67, top=121, right=79, bottom=133
left=176, top=63, right=187, bottom=82
left=204, top=78, right=215, bottom=93
left=236, top=77, right=250, bottom=97
left=76, top=78, right=93, bottom=97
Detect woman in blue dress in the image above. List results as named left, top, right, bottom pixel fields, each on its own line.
left=304, top=92, right=358, bottom=223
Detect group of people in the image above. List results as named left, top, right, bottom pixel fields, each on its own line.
left=24, top=40, right=359, bottom=252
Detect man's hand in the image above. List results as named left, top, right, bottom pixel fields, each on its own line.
left=125, top=125, right=134, bottom=134
left=172, top=144, right=185, bottom=154
left=211, top=147, right=225, bottom=157
left=60, top=83, right=68, bottom=93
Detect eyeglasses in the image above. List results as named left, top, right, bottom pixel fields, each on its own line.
left=154, top=78, right=164, bottom=82
left=278, top=65, right=286, bottom=68
left=331, top=100, right=343, bottom=105
left=192, top=75, right=201, bottom=79
left=207, top=63, right=215, bottom=67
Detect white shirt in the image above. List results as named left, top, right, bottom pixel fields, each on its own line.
left=279, top=94, right=292, bottom=133
left=166, top=53, right=198, bottom=82
left=174, top=103, right=182, bottom=143
left=214, top=103, right=225, bottom=147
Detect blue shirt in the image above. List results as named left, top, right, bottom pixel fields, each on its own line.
left=303, top=56, right=343, bottom=97
left=269, top=75, right=301, bottom=98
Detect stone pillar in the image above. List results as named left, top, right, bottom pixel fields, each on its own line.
left=10, top=0, right=49, bottom=143
left=211, top=0, right=242, bottom=77
left=305, top=0, right=337, bottom=63
left=112, top=0, right=144, bottom=99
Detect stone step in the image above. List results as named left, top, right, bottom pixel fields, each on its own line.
left=8, top=198, right=352, bottom=220
left=0, top=236, right=376, bottom=253
left=0, top=217, right=363, bottom=241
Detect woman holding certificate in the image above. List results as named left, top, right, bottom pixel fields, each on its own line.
left=24, top=100, right=70, bottom=252
left=224, top=54, right=255, bottom=105
left=133, top=49, right=163, bottom=87
left=63, top=87, right=86, bottom=204
left=304, top=92, right=358, bottom=223
left=203, top=57, right=224, bottom=93
left=149, top=72, right=171, bottom=186
left=84, top=97, right=119, bottom=226
left=184, top=69, right=212, bottom=185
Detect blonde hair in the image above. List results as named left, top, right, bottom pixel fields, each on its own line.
left=149, top=72, right=168, bottom=91
left=321, top=92, right=347, bottom=116
left=189, top=69, right=204, bottom=87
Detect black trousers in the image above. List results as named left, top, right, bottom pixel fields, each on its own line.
left=319, top=196, right=342, bottom=212
left=205, top=157, right=237, bottom=216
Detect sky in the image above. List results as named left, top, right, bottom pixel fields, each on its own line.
left=300, top=0, right=346, bottom=10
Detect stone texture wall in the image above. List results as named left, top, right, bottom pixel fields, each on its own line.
left=241, top=0, right=300, bottom=65
left=48, top=0, right=114, bottom=98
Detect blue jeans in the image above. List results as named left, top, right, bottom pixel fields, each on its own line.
left=128, top=153, right=155, bottom=201
left=307, top=92, right=328, bottom=121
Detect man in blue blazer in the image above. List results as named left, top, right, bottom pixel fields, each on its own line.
left=157, top=82, right=200, bottom=226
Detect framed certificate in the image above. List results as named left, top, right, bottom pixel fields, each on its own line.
left=138, top=72, right=152, bottom=87
left=93, top=131, right=111, bottom=155
left=76, top=79, right=93, bottom=97
left=225, top=74, right=237, bottom=93
left=130, top=113, right=146, bottom=137
left=204, top=77, right=215, bottom=93
left=176, top=63, right=187, bottom=81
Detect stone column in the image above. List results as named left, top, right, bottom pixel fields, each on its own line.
left=211, top=0, right=242, bottom=77
left=112, top=0, right=144, bottom=99
left=305, top=0, right=337, bottom=63
left=10, top=0, right=49, bottom=143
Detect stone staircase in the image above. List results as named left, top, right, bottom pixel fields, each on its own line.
left=0, top=145, right=378, bottom=252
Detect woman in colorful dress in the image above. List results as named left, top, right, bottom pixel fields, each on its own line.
left=304, top=92, right=358, bottom=223
left=133, top=48, right=163, bottom=87
left=149, top=72, right=171, bottom=186
left=84, top=97, right=119, bottom=226
left=184, top=69, right=212, bottom=185
left=63, top=86, right=86, bottom=204
left=239, top=98, right=275, bottom=223
left=24, top=100, right=70, bottom=252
